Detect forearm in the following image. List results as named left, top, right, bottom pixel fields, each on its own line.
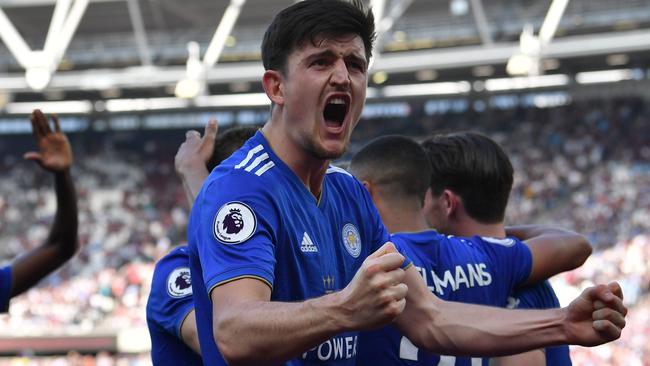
left=11, top=170, right=78, bottom=296
left=178, top=162, right=209, bottom=207
left=506, top=224, right=586, bottom=244
left=215, top=293, right=347, bottom=365
left=506, top=224, right=557, bottom=240
left=507, top=224, right=591, bottom=284
left=398, top=296, right=567, bottom=357
left=48, top=169, right=79, bottom=257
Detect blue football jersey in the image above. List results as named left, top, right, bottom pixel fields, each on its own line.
left=146, top=245, right=202, bottom=366
left=357, top=231, right=532, bottom=366
left=0, top=266, right=12, bottom=313
left=187, top=131, right=406, bottom=366
left=508, top=281, right=572, bottom=366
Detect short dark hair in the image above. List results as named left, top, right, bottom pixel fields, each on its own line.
left=206, top=126, right=258, bottom=171
left=261, top=0, right=376, bottom=73
left=349, top=135, right=431, bottom=204
left=421, top=132, right=513, bottom=224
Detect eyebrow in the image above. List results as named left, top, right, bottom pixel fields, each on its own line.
left=305, top=50, right=367, bottom=66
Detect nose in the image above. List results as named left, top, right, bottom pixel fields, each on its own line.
left=329, top=59, right=351, bottom=88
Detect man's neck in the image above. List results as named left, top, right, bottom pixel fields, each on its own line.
left=378, top=199, right=430, bottom=234
left=261, top=122, right=328, bottom=199
left=449, top=218, right=506, bottom=238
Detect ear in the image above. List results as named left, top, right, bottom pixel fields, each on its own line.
left=262, top=70, right=284, bottom=106
left=361, top=180, right=373, bottom=195
left=441, top=189, right=457, bottom=217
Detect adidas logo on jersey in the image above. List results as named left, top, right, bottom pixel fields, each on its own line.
left=300, top=232, right=318, bottom=253
left=235, top=144, right=275, bottom=176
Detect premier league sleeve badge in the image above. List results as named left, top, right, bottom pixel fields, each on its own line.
left=213, top=201, right=257, bottom=244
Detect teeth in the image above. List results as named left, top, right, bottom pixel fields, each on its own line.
left=328, top=97, right=347, bottom=105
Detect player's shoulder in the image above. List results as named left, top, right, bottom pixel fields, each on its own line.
left=201, top=132, right=283, bottom=200
left=463, top=235, right=526, bottom=251
left=155, top=245, right=190, bottom=271
left=325, top=164, right=366, bottom=193
left=214, top=131, right=278, bottom=179
left=391, top=230, right=446, bottom=246
left=152, top=246, right=192, bottom=295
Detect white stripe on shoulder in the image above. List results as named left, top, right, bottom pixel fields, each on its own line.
left=235, top=144, right=264, bottom=169
left=244, top=153, right=270, bottom=172
left=255, top=161, right=275, bottom=176
left=326, top=166, right=352, bottom=177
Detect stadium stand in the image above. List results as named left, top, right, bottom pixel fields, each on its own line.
left=0, top=95, right=647, bottom=364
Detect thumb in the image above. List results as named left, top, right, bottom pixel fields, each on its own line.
left=23, top=151, right=43, bottom=163
left=204, top=118, right=218, bottom=140
left=185, top=130, right=201, bottom=141
left=582, top=284, right=613, bottom=303
left=368, top=241, right=398, bottom=259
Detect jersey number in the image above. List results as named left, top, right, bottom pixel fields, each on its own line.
left=400, top=336, right=482, bottom=365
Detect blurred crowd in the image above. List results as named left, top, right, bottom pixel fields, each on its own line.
left=0, top=352, right=150, bottom=366
left=0, top=97, right=647, bottom=363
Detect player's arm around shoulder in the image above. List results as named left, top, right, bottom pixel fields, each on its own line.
left=506, top=224, right=592, bottom=285
left=392, top=265, right=626, bottom=357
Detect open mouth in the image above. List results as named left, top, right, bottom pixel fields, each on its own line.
left=323, top=96, right=349, bottom=129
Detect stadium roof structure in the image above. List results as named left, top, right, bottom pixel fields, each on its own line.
left=1, top=0, right=650, bottom=112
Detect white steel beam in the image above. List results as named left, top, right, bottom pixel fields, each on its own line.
left=126, top=0, right=152, bottom=66
left=469, top=0, right=493, bottom=45
left=1, top=29, right=650, bottom=93
left=0, top=7, right=32, bottom=68
left=50, top=0, right=89, bottom=65
left=539, top=0, right=570, bottom=47
left=203, top=0, right=246, bottom=68
left=44, top=0, right=72, bottom=55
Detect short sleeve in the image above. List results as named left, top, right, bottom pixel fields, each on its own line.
left=513, top=280, right=561, bottom=310
left=0, top=266, right=12, bottom=313
left=147, top=251, right=195, bottom=339
left=481, top=236, right=532, bottom=290
left=192, top=171, right=280, bottom=295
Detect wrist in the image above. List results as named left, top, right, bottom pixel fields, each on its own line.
left=176, top=159, right=208, bottom=177
left=555, top=307, right=571, bottom=345
left=313, top=290, right=354, bottom=333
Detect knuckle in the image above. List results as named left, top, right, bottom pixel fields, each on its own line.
left=364, top=262, right=381, bottom=276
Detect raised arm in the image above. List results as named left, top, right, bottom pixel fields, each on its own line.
left=211, top=242, right=408, bottom=366
left=506, top=224, right=592, bottom=285
left=174, top=119, right=218, bottom=207
left=11, top=109, right=79, bottom=296
left=395, top=266, right=625, bottom=357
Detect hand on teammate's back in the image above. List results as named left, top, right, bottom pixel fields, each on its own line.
left=564, top=282, right=627, bottom=346
left=333, top=242, right=408, bottom=331
left=24, top=109, right=72, bottom=172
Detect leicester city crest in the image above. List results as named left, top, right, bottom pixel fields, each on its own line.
left=167, top=267, right=193, bottom=298
left=342, top=223, right=361, bottom=258
left=214, top=201, right=257, bottom=244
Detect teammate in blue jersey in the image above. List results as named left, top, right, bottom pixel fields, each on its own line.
left=350, top=135, right=589, bottom=366
left=186, top=1, right=626, bottom=365
left=422, top=132, right=578, bottom=366
left=147, top=245, right=202, bottom=365
left=499, top=281, right=573, bottom=366
left=0, top=109, right=79, bottom=313
left=146, top=121, right=258, bottom=365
